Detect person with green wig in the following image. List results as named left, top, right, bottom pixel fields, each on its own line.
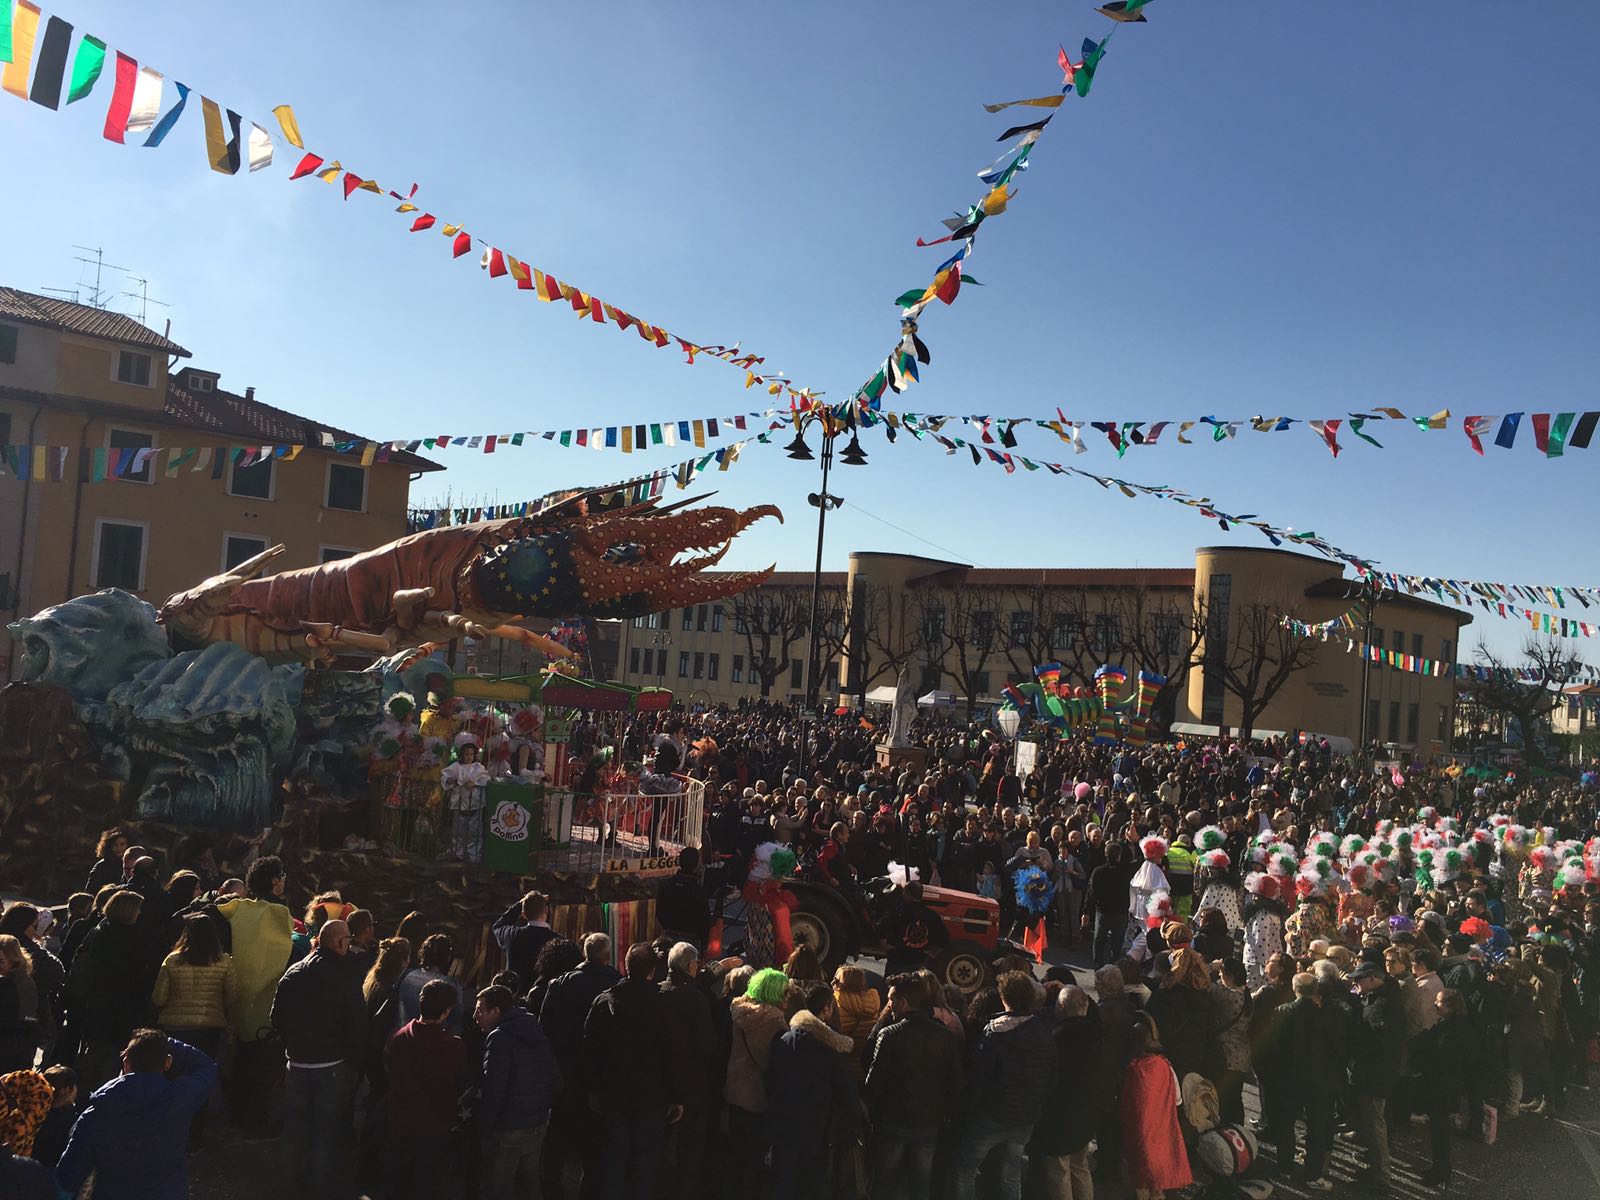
left=723, top=966, right=790, bottom=1194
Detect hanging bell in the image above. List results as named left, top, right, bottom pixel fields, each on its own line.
left=783, top=431, right=815, bottom=460
left=838, top=433, right=869, bottom=466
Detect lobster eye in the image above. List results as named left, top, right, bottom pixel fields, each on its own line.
left=601, top=543, right=646, bottom=565
left=477, top=533, right=580, bottom=615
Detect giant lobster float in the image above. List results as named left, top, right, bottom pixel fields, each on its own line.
left=4, top=494, right=779, bottom=838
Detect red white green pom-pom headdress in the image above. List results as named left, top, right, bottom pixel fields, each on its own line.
left=1196, top=825, right=1227, bottom=853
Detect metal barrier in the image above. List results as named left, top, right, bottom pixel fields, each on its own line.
left=376, top=773, right=446, bottom=857
left=539, top=776, right=704, bottom=876
left=374, top=769, right=703, bottom=877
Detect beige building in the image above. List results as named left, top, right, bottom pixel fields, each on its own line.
left=1, top=287, right=440, bottom=678
left=614, top=571, right=846, bottom=707
left=1551, top=685, right=1598, bottom=741
left=611, top=544, right=1472, bottom=752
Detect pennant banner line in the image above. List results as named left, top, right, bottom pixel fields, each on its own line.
left=2, top=2, right=818, bottom=406
left=373, top=408, right=787, bottom=456
left=405, top=432, right=777, bottom=531
left=825, top=14, right=1126, bottom=429
left=1285, top=624, right=1600, bottom=678
left=889, top=422, right=1600, bottom=622
left=0, top=413, right=781, bottom=485
left=867, top=408, right=1600, bottom=460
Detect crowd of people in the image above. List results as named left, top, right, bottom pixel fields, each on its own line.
left=0, top=698, right=1595, bottom=1200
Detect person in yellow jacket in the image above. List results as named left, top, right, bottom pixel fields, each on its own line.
left=216, top=856, right=292, bottom=1135
left=152, top=913, right=239, bottom=1061
left=418, top=693, right=463, bottom=743
left=830, top=965, right=881, bottom=1082
left=1165, top=835, right=1199, bottom=919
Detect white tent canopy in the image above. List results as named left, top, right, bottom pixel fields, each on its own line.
left=862, top=685, right=899, bottom=705
left=918, top=690, right=961, bottom=709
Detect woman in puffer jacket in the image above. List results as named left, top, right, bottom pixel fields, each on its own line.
left=725, top=967, right=791, bottom=1195
left=830, top=965, right=881, bottom=1080
left=152, top=913, right=238, bottom=1060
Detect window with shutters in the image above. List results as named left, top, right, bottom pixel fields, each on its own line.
left=94, top=520, right=147, bottom=590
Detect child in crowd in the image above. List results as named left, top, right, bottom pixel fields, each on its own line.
left=30, top=1065, right=79, bottom=1169
left=443, top=739, right=490, bottom=864
left=976, top=861, right=999, bottom=900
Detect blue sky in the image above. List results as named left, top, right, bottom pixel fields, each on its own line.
left=5, top=0, right=1596, bottom=662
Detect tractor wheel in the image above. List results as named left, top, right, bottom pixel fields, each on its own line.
left=931, top=940, right=991, bottom=996
left=789, top=893, right=851, bottom=971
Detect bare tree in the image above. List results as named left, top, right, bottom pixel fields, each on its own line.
left=1113, top=588, right=1208, bottom=727
left=941, top=586, right=1008, bottom=718
left=846, top=582, right=939, bottom=704
left=731, top=586, right=812, bottom=698
left=997, top=586, right=1078, bottom=686
left=1461, top=637, right=1589, bottom=767
left=1199, top=597, right=1319, bottom=742
left=810, top=582, right=851, bottom=704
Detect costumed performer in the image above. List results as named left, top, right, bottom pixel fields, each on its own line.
left=418, top=691, right=463, bottom=742
left=1193, top=825, right=1243, bottom=930
left=1121, top=1013, right=1193, bottom=1200
left=1240, top=872, right=1286, bottom=990
left=1124, top=836, right=1170, bottom=954
left=443, top=735, right=489, bottom=864
left=1014, top=864, right=1056, bottom=961
left=742, top=842, right=798, bottom=969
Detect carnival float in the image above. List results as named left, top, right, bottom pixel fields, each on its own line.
left=0, top=495, right=778, bottom=960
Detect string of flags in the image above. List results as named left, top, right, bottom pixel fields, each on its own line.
left=14, top=393, right=1590, bottom=484
left=1290, top=628, right=1600, bottom=684
left=869, top=407, right=1599, bottom=460
left=1354, top=570, right=1600, bottom=624
left=822, top=12, right=1127, bottom=428
left=0, top=412, right=785, bottom=483
left=892, top=422, right=1600, bottom=628
left=1281, top=604, right=1367, bottom=641
left=376, top=411, right=785, bottom=457
left=0, top=1, right=815, bottom=405
left=405, top=433, right=775, bottom=531
left=1279, top=586, right=1600, bottom=645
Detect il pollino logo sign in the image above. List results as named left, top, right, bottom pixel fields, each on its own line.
left=490, top=800, right=529, bottom=842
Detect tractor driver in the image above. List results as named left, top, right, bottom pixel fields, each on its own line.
left=816, top=821, right=855, bottom=890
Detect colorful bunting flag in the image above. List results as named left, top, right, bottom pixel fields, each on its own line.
left=1, top=0, right=40, bottom=99
left=25, top=12, right=68, bottom=108
left=125, top=63, right=162, bottom=137
left=200, top=96, right=241, bottom=174
left=143, top=80, right=189, bottom=147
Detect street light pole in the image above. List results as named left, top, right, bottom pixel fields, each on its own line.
left=785, top=417, right=862, bottom=782
left=1357, top=582, right=1377, bottom=772
left=805, top=429, right=838, bottom=717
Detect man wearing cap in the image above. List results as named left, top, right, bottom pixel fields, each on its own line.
left=1347, top=961, right=1403, bottom=1193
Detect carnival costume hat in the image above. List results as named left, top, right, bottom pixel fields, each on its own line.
left=1195, top=825, right=1226, bottom=853
left=1145, top=890, right=1174, bottom=928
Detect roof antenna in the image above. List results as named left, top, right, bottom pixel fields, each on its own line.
left=71, top=245, right=129, bottom=309
left=121, top=275, right=170, bottom=326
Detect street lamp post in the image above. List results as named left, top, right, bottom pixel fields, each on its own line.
left=785, top=419, right=866, bottom=781
left=805, top=431, right=842, bottom=717
left=1356, top=581, right=1378, bottom=775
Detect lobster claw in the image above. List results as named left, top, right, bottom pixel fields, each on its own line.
left=160, top=544, right=288, bottom=644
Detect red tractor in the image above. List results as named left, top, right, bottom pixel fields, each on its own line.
left=782, top=875, right=1023, bottom=994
